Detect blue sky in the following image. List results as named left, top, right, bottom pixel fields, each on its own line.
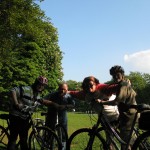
left=39, top=0, right=150, bottom=83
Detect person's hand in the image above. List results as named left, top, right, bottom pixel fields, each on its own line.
left=67, top=91, right=71, bottom=94
left=95, top=99, right=102, bottom=103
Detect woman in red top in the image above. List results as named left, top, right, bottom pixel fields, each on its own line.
left=68, top=76, right=117, bottom=113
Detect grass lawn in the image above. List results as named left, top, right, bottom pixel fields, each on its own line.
left=0, top=111, right=98, bottom=137
left=0, top=111, right=103, bottom=149
left=67, top=112, right=98, bottom=137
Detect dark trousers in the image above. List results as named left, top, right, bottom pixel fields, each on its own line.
left=7, top=114, right=30, bottom=150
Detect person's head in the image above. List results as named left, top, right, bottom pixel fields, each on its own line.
left=109, top=65, right=125, bottom=83
left=82, top=76, right=99, bottom=93
left=32, top=76, right=48, bottom=92
left=58, top=82, right=68, bottom=97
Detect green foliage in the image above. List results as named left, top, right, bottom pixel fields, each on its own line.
left=66, top=80, right=82, bottom=90
left=0, top=0, right=63, bottom=105
left=128, top=72, right=150, bottom=104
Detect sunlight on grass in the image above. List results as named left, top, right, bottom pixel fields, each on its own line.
left=68, top=112, right=98, bottom=136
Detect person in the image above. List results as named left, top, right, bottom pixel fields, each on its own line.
left=43, top=82, right=75, bottom=150
left=68, top=76, right=117, bottom=114
left=68, top=74, right=137, bottom=150
left=97, top=65, right=137, bottom=150
left=7, top=76, right=65, bottom=150
left=109, top=65, right=136, bottom=149
left=102, top=94, right=119, bottom=150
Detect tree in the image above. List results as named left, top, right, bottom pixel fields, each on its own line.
left=128, top=72, right=150, bottom=104
left=0, top=0, right=63, bottom=106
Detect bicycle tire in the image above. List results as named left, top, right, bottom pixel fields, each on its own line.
left=0, top=125, right=9, bottom=149
left=132, top=130, right=150, bottom=150
left=55, top=124, right=68, bottom=143
left=66, top=128, right=108, bottom=150
left=28, top=126, right=62, bottom=150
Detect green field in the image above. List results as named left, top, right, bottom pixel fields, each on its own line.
left=0, top=111, right=98, bottom=137
left=0, top=111, right=106, bottom=149
left=33, top=111, right=98, bottom=137
left=67, top=112, right=98, bottom=137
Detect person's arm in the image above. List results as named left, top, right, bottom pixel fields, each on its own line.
left=67, top=90, right=86, bottom=101
left=96, top=83, right=119, bottom=106
left=41, top=99, right=66, bottom=110
left=96, top=98, right=118, bottom=106
left=10, top=88, right=24, bottom=110
left=64, top=104, right=74, bottom=110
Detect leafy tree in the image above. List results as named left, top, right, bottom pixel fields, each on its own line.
left=128, top=72, right=150, bottom=104
left=0, top=0, right=63, bottom=107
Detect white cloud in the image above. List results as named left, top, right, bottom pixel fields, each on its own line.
left=124, top=49, right=150, bottom=73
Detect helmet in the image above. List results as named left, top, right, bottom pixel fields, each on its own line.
left=36, top=76, right=48, bottom=85
left=109, top=65, right=125, bottom=75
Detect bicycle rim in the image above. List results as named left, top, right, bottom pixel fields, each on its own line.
left=28, top=126, right=61, bottom=150
left=0, top=125, right=9, bottom=149
left=67, top=128, right=108, bottom=150
left=132, top=130, right=150, bottom=150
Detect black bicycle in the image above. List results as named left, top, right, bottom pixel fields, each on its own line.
left=132, top=109, right=150, bottom=150
left=0, top=114, right=10, bottom=149
left=0, top=101, right=62, bottom=150
left=67, top=103, right=150, bottom=150
left=41, top=112, right=68, bottom=150
left=22, top=101, right=62, bottom=150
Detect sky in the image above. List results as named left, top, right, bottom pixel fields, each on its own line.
left=38, top=0, right=150, bottom=83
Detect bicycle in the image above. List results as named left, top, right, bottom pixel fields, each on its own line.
left=0, top=113, right=47, bottom=149
left=132, top=109, right=150, bottom=150
left=21, top=101, right=62, bottom=150
left=0, top=113, right=21, bottom=149
left=0, top=101, right=62, bottom=150
left=41, top=112, right=68, bottom=149
left=0, top=114, right=10, bottom=149
left=67, top=103, right=150, bottom=150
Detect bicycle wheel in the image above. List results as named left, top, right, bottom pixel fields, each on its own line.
left=55, top=124, right=68, bottom=146
left=0, top=125, right=9, bottom=149
left=28, top=126, right=61, bottom=150
left=132, top=130, right=150, bottom=150
left=67, top=128, right=108, bottom=150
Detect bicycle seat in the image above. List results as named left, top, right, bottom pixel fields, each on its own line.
left=0, top=114, right=10, bottom=120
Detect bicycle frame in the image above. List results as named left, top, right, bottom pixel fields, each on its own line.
left=96, top=105, right=140, bottom=150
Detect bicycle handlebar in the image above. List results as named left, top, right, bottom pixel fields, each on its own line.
left=21, top=101, right=41, bottom=114
left=130, top=104, right=150, bottom=112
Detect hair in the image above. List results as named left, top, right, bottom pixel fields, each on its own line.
left=81, top=76, right=99, bottom=90
left=109, top=65, right=125, bottom=75
left=58, top=82, right=68, bottom=89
